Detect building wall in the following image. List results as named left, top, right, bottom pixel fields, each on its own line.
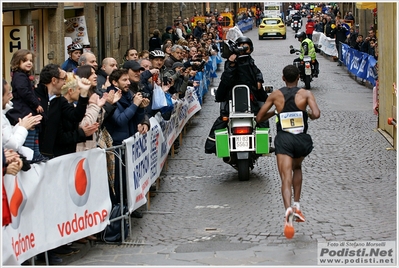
left=377, top=3, right=397, bottom=147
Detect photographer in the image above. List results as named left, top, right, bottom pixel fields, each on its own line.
left=183, top=48, right=207, bottom=73
left=331, top=19, right=349, bottom=66
left=205, top=36, right=268, bottom=154
left=164, top=62, right=190, bottom=99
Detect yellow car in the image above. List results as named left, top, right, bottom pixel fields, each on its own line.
left=258, top=17, right=287, bottom=40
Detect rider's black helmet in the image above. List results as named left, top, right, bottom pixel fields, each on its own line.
left=295, top=32, right=307, bottom=41
left=235, top=36, right=254, bottom=53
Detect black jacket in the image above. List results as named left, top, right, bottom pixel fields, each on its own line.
left=104, top=85, right=150, bottom=146
left=215, top=55, right=265, bottom=114
left=96, top=68, right=108, bottom=91
left=55, top=102, right=87, bottom=157
left=35, top=83, right=89, bottom=157
left=331, top=24, right=348, bottom=44
left=325, top=20, right=335, bottom=38
left=6, top=70, right=40, bottom=125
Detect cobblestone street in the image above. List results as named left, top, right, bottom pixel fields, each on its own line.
left=69, top=27, right=396, bottom=266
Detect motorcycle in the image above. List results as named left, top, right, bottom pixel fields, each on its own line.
left=289, top=45, right=317, bottom=89
left=291, top=20, right=301, bottom=33
left=212, top=85, right=273, bottom=181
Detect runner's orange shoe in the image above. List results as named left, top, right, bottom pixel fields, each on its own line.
left=293, top=206, right=306, bottom=222
left=284, top=207, right=295, bottom=239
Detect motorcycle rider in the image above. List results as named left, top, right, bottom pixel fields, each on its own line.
left=291, top=11, right=302, bottom=26
left=205, top=36, right=268, bottom=154
left=291, top=31, right=319, bottom=77
left=255, top=65, right=320, bottom=239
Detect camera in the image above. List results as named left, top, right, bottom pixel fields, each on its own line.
left=211, top=44, right=219, bottom=53
left=162, top=76, right=172, bottom=85
left=192, top=59, right=206, bottom=71
left=221, top=40, right=248, bottom=59
left=141, top=92, right=151, bottom=98
left=134, top=91, right=151, bottom=98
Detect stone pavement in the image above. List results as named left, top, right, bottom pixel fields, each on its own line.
left=58, top=28, right=397, bottom=267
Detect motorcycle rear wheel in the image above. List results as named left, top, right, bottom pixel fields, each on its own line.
left=237, top=159, right=250, bottom=181
left=304, top=75, right=311, bottom=89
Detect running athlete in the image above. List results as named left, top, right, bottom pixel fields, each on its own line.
left=255, top=65, right=320, bottom=239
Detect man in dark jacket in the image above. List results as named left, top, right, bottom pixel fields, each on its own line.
left=105, top=68, right=150, bottom=146
left=104, top=68, right=150, bottom=206
left=193, top=21, right=204, bottom=40
left=34, top=64, right=89, bottom=158
left=331, top=20, right=348, bottom=66
left=33, top=63, right=89, bottom=260
left=164, top=45, right=184, bottom=69
left=97, top=57, right=118, bottom=91
left=324, top=15, right=335, bottom=38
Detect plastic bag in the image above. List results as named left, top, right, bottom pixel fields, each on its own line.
left=151, top=83, right=167, bottom=110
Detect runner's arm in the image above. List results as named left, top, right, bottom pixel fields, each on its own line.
left=306, top=91, right=320, bottom=120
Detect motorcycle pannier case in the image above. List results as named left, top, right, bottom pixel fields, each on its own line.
left=255, top=128, right=270, bottom=154
left=215, top=128, right=230, bottom=158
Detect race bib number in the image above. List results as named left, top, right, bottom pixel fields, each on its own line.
left=279, top=111, right=304, bottom=134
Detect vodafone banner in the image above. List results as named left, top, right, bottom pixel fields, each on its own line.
left=2, top=148, right=111, bottom=265
left=2, top=87, right=201, bottom=265
left=124, top=87, right=201, bottom=212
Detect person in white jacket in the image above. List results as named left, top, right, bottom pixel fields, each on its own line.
left=2, top=79, right=42, bottom=155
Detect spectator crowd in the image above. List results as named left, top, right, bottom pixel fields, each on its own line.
left=2, top=11, right=237, bottom=264
left=297, top=2, right=378, bottom=60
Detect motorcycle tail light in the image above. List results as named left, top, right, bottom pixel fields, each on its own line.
left=279, top=25, right=284, bottom=28
left=259, top=25, right=265, bottom=28
left=232, top=127, right=252, bottom=135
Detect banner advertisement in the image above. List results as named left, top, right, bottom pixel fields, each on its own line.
left=123, top=87, right=202, bottom=212
left=341, top=43, right=377, bottom=86
left=3, top=86, right=202, bottom=265
left=312, top=31, right=338, bottom=57
left=2, top=149, right=111, bottom=265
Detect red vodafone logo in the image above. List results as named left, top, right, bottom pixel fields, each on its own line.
left=68, top=158, right=91, bottom=207
left=10, top=176, right=27, bottom=229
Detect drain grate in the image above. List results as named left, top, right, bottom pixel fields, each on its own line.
left=95, top=238, right=148, bottom=248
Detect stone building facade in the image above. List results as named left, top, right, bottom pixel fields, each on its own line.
left=2, top=2, right=237, bottom=70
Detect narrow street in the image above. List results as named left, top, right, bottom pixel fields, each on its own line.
left=69, top=26, right=397, bottom=266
